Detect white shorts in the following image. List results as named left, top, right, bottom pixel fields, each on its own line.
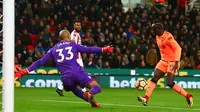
left=77, top=59, right=84, bottom=67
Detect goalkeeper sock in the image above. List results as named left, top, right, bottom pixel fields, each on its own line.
left=90, top=86, right=101, bottom=95
left=172, top=84, right=188, bottom=97
left=72, top=87, right=88, bottom=102
left=82, top=88, right=86, bottom=92
left=57, top=83, right=63, bottom=90
left=145, top=81, right=156, bottom=101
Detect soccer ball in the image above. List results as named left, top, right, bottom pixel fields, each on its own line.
left=135, top=78, right=148, bottom=91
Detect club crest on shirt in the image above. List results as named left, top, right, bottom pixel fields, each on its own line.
left=168, top=37, right=172, bottom=40
left=161, top=45, right=165, bottom=48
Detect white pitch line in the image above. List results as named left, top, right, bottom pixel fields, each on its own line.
left=34, top=100, right=200, bottom=111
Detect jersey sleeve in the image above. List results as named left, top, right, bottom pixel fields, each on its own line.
left=76, top=44, right=102, bottom=53
left=27, top=49, right=53, bottom=71
left=167, top=36, right=182, bottom=61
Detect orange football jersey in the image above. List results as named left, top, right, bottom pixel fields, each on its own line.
left=156, top=31, right=181, bottom=61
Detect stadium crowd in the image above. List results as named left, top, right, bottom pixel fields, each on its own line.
left=15, top=0, right=200, bottom=70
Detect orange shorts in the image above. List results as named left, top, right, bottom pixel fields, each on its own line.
left=155, top=60, right=180, bottom=75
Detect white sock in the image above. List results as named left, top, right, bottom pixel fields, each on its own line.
left=82, top=88, right=86, bottom=92
left=57, top=83, right=63, bottom=90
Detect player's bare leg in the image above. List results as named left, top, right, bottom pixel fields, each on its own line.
left=56, top=82, right=64, bottom=96
left=84, top=80, right=101, bottom=107
left=138, top=69, right=165, bottom=106
left=167, top=73, right=193, bottom=106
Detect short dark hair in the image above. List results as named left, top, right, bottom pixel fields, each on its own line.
left=73, top=19, right=81, bottom=24
left=152, top=22, right=163, bottom=30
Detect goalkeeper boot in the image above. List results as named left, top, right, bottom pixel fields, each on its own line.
left=56, top=88, right=64, bottom=96
left=84, top=92, right=100, bottom=107
left=186, top=94, right=193, bottom=107
left=84, top=92, right=94, bottom=102
left=91, top=100, right=100, bottom=107
left=138, top=96, right=148, bottom=106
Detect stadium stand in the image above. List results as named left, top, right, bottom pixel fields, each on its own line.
left=15, top=0, right=200, bottom=69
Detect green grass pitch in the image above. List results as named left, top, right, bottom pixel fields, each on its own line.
left=11, top=88, right=200, bottom=112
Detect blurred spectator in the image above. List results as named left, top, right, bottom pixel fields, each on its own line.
left=16, top=53, right=26, bottom=66
left=146, top=44, right=158, bottom=68
left=180, top=51, right=189, bottom=69
left=128, top=54, right=139, bottom=69
left=49, top=19, right=57, bottom=34
left=196, top=12, right=200, bottom=26
left=104, top=61, right=111, bottom=68
left=24, top=3, right=33, bottom=18
left=133, top=48, right=141, bottom=61
left=33, top=51, right=42, bottom=61
left=188, top=56, right=195, bottom=69
left=134, top=4, right=142, bottom=15
left=184, top=56, right=196, bottom=69
left=139, top=55, right=147, bottom=68
left=18, top=18, right=26, bottom=32
left=85, top=57, right=96, bottom=68
left=111, top=55, right=122, bottom=68
left=14, top=57, right=23, bottom=73
left=168, top=0, right=177, bottom=12
left=35, top=42, right=45, bottom=54
left=20, top=28, right=32, bottom=46
left=120, top=60, right=127, bottom=68
left=25, top=57, right=33, bottom=66
left=96, top=58, right=103, bottom=68
left=196, top=55, right=200, bottom=70
left=122, top=54, right=129, bottom=66
left=28, top=19, right=39, bottom=34
left=15, top=39, right=25, bottom=55
left=190, top=7, right=198, bottom=25
left=35, top=33, right=46, bottom=46
left=24, top=51, right=34, bottom=66
left=178, top=0, right=186, bottom=15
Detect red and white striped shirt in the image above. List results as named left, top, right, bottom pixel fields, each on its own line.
left=71, top=30, right=81, bottom=45
left=71, top=30, right=82, bottom=59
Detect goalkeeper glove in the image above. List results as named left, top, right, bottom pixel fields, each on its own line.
left=102, top=46, right=114, bottom=53
left=14, top=69, right=29, bottom=79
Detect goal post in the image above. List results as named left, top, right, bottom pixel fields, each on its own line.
left=2, top=0, right=15, bottom=112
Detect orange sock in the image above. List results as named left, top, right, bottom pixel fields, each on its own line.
left=172, top=84, right=188, bottom=97
left=145, top=81, right=156, bottom=101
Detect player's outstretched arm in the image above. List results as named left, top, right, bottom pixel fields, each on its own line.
left=76, top=44, right=114, bottom=54
left=15, top=49, right=53, bottom=79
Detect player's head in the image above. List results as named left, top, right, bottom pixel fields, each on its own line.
left=152, top=22, right=163, bottom=36
left=73, top=19, right=81, bottom=32
left=59, top=30, right=71, bottom=41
